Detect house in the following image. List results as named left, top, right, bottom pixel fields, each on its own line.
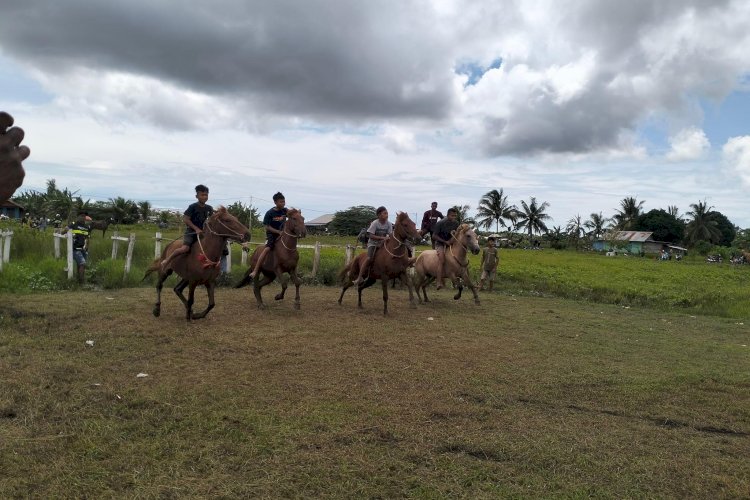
left=0, top=199, right=24, bottom=220
left=594, top=231, right=688, bottom=256
left=304, top=213, right=335, bottom=233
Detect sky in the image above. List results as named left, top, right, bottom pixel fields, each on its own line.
left=2, top=0, right=750, bottom=228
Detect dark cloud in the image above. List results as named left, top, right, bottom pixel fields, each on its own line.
left=0, top=0, right=457, bottom=121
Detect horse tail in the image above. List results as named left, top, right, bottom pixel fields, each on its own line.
left=234, top=269, right=252, bottom=289
left=141, top=258, right=161, bottom=282
left=338, top=262, right=352, bottom=284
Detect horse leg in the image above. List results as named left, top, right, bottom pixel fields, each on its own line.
left=274, top=269, right=288, bottom=301
left=401, top=271, right=417, bottom=308
left=254, top=273, right=275, bottom=309
left=152, top=269, right=173, bottom=317
left=173, top=278, right=189, bottom=308
left=291, top=269, right=302, bottom=310
left=464, top=270, right=481, bottom=305
left=357, top=277, right=376, bottom=309
left=185, top=282, right=198, bottom=321
left=382, top=278, right=389, bottom=315
left=191, top=281, right=216, bottom=319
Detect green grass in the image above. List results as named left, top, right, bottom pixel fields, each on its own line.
left=1, top=287, right=748, bottom=497
left=3, top=223, right=750, bottom=318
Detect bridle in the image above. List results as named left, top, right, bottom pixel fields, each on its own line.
left=448, top=229, right=473, bottom=268
left=195, top=216, right=248, bottom=268
left=280, top=221, right=303, bottom=250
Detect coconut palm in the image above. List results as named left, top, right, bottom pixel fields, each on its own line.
left=476, top=189, right=516, bottom=233
left=584, top=212, right=610, bottom=239
left=566, top=214, right=585, bottom=249
left=515, top=197, right=551, bottom=239
left=613, top=196, right=644, bottom=230
left=684, top=200, right=721, bottom=245
left=138, top=200, right=152, bottom=221
left=451, top=204, right=476, bottom=225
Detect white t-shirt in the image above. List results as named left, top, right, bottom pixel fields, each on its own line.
left=367, top=219, right=393, bottom=247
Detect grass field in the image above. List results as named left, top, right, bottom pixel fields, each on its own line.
left=1, top=286, right=748, bottom=497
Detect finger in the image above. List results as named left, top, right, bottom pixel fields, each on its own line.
left=0, top=127, right=25, bottom=153
left=0, top=111, right=14, bottom=130
left=14, top=145, right=31, bottom=161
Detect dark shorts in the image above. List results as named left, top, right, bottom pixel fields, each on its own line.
left=366, top=245, right=379, bottom=258
left=265, top=234, right=279, bottom=248
left=183, top=232, right=198, bottom=246
left=73, top=249, right=88, bottom=266
left=435, top=241, right=447, bottom=254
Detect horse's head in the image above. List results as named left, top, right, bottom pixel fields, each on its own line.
left=285, top=208, right=307, bottom=238
left=394, top=211, right=420, bottom=243
left=210, top=206, right=250, bottom=242
left=456, top=223, right=481, bottom=255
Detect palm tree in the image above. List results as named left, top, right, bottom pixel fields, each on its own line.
left=584, top=212, right=610, bottom=239
left=451, top=204, right=475, bottom=225
left=476, top=189, right=516, bottom=233
left=667, top=205, right=680, bottom=218
left=138, top=200, right=152, bottom=221
left=613, top=196, right=644, bottom=230
left=684, top=200, right=721, bottom=245
left=516, top=197, right=551, bottom=239
left=566, top=214, right=585, bottom=249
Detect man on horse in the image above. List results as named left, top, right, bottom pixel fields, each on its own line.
left=431, top=207, right=459, bottom=289
left=353, top=206, right=392, bottom=285
left=161, top=184, right=214, bottom=269
left=248, top=191, right=288, bottom=280
left=420, top=201, right=444, bottom=249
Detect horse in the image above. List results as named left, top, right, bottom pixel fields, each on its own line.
left=234, top=208, right=307, bottom=310
left=412, top=223, right=482, bottom=305
left=143, top=206, right=250, bottom=321
left=89, top=217, right=114, bottom=237
left=338, top=211, right=420, bottom=315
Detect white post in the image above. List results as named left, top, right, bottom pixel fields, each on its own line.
left=124, top=233, right=136, bottom=274
left=345, top=244, right=353, bottom=265
left=241, top=245, right=248, bottom=266
left=225, top=241, right=232, bottom=272
left=155, top=231, right=162, bottom=258
left=54, top=230, right=61, bottom=259
left=1, top=231, right=11, bottom=264
left=112, top=230, right=119, bottom=259
left=66, top=231, right=74, bottom=280
left=0, top=233, right=4, bottom=272
left=311, top=241, right=321, bottom=277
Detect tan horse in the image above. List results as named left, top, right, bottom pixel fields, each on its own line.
left=235, top=208, right=307, bottom=309
left=413, top=223, right=481, bottom=305
left=143, top=207, right=250, bottom=321
left=338, top=211, right=420, bottom=315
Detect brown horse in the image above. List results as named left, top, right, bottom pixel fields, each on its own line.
left=235, top=208, right=307, bottom=309
left=143, top=206, right=250, bottom=321
left=89, top=217, right=114, bottom=237
left=413, top=223, right=482, bottom=305
left=338, top=212, right=420, bottom=315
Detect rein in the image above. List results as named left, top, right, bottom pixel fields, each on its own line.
left=448, top=230, right=470, bottom=268
left=195, top=217, right=247, bottom=269
left=280, top=226, right=302, bottom=251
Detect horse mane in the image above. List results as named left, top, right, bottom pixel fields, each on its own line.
left=287, top=208, right=301, bottom=217
left=457, top=223, right=470, bottom=232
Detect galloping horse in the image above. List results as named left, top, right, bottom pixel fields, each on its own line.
left=89, top=217, right=114, bottom=237
left=235, top=208, right=307, bottom=309
left=413, top=223, right=482, bottom=305
left=338, top=212, right=420, bottom=315
left=143, top=207, right=250, bottom=321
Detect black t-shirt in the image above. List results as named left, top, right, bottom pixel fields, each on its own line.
left=263, top=207, right=288, bottom=236
left=433, top=218, right=459, bottom=243
left=421, top=209, right=444, bottom=232
left=68, top=222, right=90, bottom=250
left=184, top=202, right=214, bottom=233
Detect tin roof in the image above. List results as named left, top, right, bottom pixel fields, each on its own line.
left=305, top=214, right=335, bottom=226
left=609, top=231, right=653, bottom=242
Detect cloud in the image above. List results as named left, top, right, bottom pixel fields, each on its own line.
left=666, top=127, right=710, bottom=161
left=723, top=135, right=750, bottom=185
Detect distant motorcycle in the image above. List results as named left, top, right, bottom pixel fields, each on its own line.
left=706, top=254, right=723, bottom=263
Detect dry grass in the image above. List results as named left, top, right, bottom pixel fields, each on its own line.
left=1, top=285, right=749, bottom=498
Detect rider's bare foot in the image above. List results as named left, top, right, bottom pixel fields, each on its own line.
left=0, top=111, right=30, bottom=202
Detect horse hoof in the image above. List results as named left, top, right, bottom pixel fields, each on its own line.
left=152, top=306, right=160, bottom=317
left=294, top=303, right=300, bottom=310
left=257, top=304, right=267, bottom=310
left=475, top=300, right=481, bottom=305
left=274, top=294, right=283, bottom=301
left=454, top=294, right=461, bottom=300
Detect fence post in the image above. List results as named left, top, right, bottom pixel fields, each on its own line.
left=0, top=233, right=4, bottom=271
left=224, top=241, right=232, bottom=272
left=311, top=241, right=321, bottom=277
left=66, top=231, right=74, bottom=280
left=112, top=231, right=119, bottom=259
left=241, top=245, right=248, bottom=266
left=1, top=230, right=11, bottom=264
left=345, top=244, right=353, bottom=265
left=54, top=230, right=61, bottom=258
left=124, top=233, right=136, bottom=274
left=155, top=231, right=162, bottom=258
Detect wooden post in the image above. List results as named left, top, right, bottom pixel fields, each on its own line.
left=225, top=241, right=232, bottom=272
left=241, top=245, right=248, bottom=266
left=112, top=230, right=119, bottom=259
left=155, top=231, right=162, bottom=258
left=1, top=230, right=11, bottom=264
left=66, top=231, right=74, bottom=280
left=54, top=230, right=61, bottom=259
left=124, top=233, right=136, bottom=274
left=0, top=233, right=4, bottom=272
left=345, top=244, right=353, bottom=265
left=311, top=241, right=321, bottom=277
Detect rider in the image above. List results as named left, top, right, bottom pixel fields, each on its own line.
left=161, top=184, right=213, bottom=269
left=353, top=206, right=392, bottom=285
left=420, top=201, right=444, bottom=249
left=248, top=192, right=287, bottom=280
left=431, top=207, right=459, bottom=290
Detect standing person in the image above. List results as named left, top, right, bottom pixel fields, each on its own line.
left=420, top=201, right=444, bottom=249
left=479, top=236, right=499, bottom=291
left=431, top=207, right=459, bottom=290
left=161, top=184, right=214, bottom=269
left=353, top=206, right=392, bottom=285
left=61, top=212, right=92, bottom=284
left=248, top=192, right=288, bottom=280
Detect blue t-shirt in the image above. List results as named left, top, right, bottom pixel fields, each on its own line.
left=263, top=207, right=288, bottom=237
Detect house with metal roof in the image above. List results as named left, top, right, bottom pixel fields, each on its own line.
left=593, top=230, right=688, bottom=256
left=304, top=213, right=335, bottom=233
left=0, top=199, right=24, bottom=220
